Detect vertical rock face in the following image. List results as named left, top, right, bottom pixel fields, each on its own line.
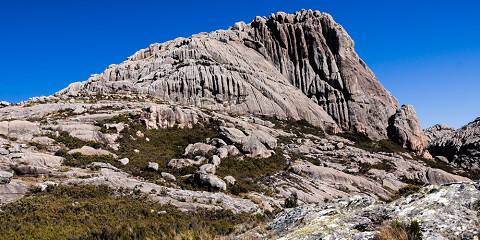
left=387, top=105, right=430, bottom=157
left=246, top=11, right=399, bottom=139
left=56, top=10, right=422, bottom=143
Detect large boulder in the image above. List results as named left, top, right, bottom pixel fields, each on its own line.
left=387, top=105, right=430, bottom=158
left=194, top=171, right=227, bottom=191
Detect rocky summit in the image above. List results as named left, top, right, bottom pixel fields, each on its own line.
left=0, top=9, right=478, bottom=240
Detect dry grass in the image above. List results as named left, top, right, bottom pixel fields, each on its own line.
left=376, top=220, right=422, bottom=240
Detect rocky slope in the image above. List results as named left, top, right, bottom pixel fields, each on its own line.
left=0, top=9, right=475, bottom=240
left=426, top=118, right=480, bottom=171
left=57, top=10, right=428, bottom=155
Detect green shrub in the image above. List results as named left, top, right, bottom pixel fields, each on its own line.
left=0, top=184, right=257, bottom=240
left=216, top=149, right=287, bottom=195
left=49, top=131, right=103, bottom=149
left=339, top=132, right=406, bottom=153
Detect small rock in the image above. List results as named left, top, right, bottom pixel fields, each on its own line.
left=211, top=155, right=221, bottom=166
left=0, top=170, right=13, bottom=184
left=161, top=172, right=176, bottom=182
left=136, top=130, right=144, bottom=138
left=435, top=156, right=449, bottom=164
left=208, top=138, right=227, bottom=147
left=87, top=162, right=119, bottom=171
left=118, top=158, right=129, bottom=165
left=336, top=142, right=344, bottom=149
left=225, top=145, right=240, bottom=156
left=199, top=164, right=216, bottom=174
left=0, top=147, right=8, bottom=155
left=134, top=149, right=140, bottom=153
left=224, top=176, right=236, bottom=185
left=148, top=162, right=159, bottom=171
left=168, top=158, right=197, bottom=169
left=216, top=147, right=229, bottom=159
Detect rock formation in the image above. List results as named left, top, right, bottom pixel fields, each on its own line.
left=0, top=9, right=473, bottom=240
left=427, top=117, right=480, bottom=169
left=56, top=10, right=427, bottom=154
left=387, top=105, right=431, bottom=158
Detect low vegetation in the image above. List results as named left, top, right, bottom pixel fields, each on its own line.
left=358, top=160, right=396, bottom=174
left=216, top=149, right=288, bottom=195
left=262, top=117, right=325, bottom=143
left=114, top=119, right=219, bottom=181
left=0, top=184, right=257, bottom=240
left=49, top=131, right=103, bottom=149
left=283, top=192, right=298, bottom=208
left=340, top=132, right=406, bottom=153
left=375, top=220, right=422, bottom=240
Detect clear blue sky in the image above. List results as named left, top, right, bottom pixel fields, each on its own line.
left=0, top=0, right=478, bottom=128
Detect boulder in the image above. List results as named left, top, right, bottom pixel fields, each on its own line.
left=168, top=158, right=198, bottom=169
left=387, top=105, right=430, bottom=158
left=0, top=170, right=13, bottom=184
left=68, top=146, right=117, bottom=158
left=199, top=164, right=216, bottom=175
left=219, top=127, right=247, bottom=144
left=184, top=143, right=216, bottom=156
left=211, top=155, right=221, bottom=166
left=224, top=176, right=236, bottom=185
left=242, top=135, right=273, bottom=158
left=194, top=171, right=227, bottom=191
left=148, top=162, right=159, bottom=171
left=118, top=158, right=129, bottom=165
left=161, top=172, right=176, bottom=182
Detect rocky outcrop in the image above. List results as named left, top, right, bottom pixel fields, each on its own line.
left=424, top=124, right=455, bottom=143
left=387, top=105, right=430, bottom=157
left=266, top=182, right=479, bottom=239
left=427, top=117, right=480, bottom=169
left=56, top=10, right=407, bottom=140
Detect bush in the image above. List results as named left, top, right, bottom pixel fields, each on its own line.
left=216, top=149, right=288, bottom=195
left=0, top=184, right=257, bottom=239
left=283, top=192, right=298, bottom=208
left=376, top=220, right=422, bottom=240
